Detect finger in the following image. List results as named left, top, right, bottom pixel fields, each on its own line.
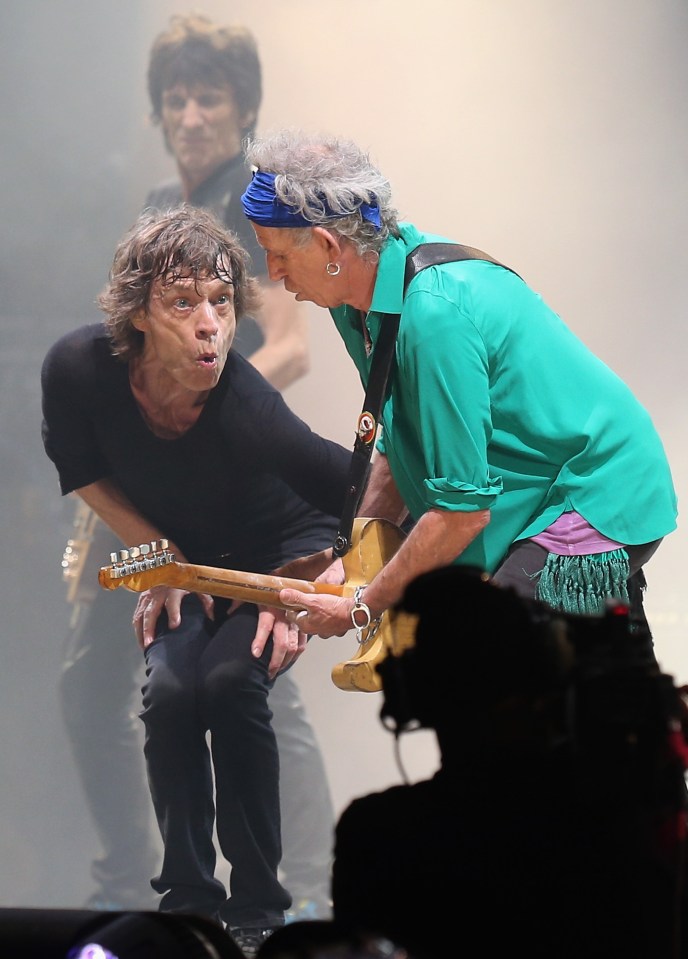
left=164, top=592, right=184, bottom=630
left=133, top=611, right=145, bottom=650
left=271, top=629, right=308, bottom=679
left=280, top=588, right=305, bottom=608
left=133, top=596, right=149, bottom=634
left=139, top=601, right=159, bottom=649
left=200, top=593, right=215, bottom=621
left=296, top=630, right=309, bottom=653
left=286, top=620, right=301, bottom=651
left=269, top=640, right=293, bottom=679
left=273, top=617, right=299, bottom=653
left=267, top=616, right=301, bottom=675
left=252, top=610, right=276, bottom=657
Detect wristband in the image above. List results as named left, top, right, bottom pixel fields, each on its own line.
left=351, top=585, right=373, bottom=643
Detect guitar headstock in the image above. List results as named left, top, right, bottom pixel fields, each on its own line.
left=98, top=539, right=176, bottom=591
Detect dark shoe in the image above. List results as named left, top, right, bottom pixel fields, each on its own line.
left=229, top=927, right=276, bottom=958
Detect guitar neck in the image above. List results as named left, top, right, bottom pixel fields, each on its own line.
left=171, top=562, right=350, bottom=608
left=99, top=559, right=351, bottom=609
left=98, top=518, right=409, bottom=694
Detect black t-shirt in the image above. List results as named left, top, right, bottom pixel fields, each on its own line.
left=42, top=324, right=350, bottom=570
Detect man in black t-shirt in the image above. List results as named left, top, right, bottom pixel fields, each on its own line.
left=58, top=14, right=334, bottom=926
left=44, top=206, right=350, bottom=956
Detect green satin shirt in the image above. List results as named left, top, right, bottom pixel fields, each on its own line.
left=330, top=223, right=677, bottom=573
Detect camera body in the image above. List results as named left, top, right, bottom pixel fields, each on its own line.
left=377, top=574, right=688, bottom=816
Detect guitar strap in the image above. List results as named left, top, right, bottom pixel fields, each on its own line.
left=332, top=242, right=520, bottom=558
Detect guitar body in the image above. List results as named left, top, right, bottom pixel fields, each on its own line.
left=98, top=517, right=418, bottom=693
left=331, top=518, right=418, bottom=692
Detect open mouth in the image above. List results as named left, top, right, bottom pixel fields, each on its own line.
left=197, top=352, right=217, bottom=367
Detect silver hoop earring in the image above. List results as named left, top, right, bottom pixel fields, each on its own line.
left=326, top=262, right=341, bottom=276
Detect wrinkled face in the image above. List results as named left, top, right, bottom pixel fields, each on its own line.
left=252, top=224, right=341, bottom=309
left=133, top=271, right=236, bottom=390
left=161, top=82, right=253, bottom=187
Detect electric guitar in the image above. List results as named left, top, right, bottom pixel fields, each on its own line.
left=61, top=498, right=106, bottom=606
left=98, top=517, right=418, bottom=692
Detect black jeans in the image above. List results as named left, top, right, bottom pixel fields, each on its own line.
left=141, top=595, right=290, bottom=929
left=63, top=582, right=333, bottom=915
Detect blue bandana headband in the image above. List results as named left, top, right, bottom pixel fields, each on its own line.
left=241, top=169, right=381, bottom=230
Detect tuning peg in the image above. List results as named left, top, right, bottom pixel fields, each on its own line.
left=161, top=538, right=169, bottom=550
left=110, top=552, right=118, bottom=564
left=139, top=543, right=150, bottom=556
left=129, top=546, right=141, bottom=559
left=119, top=549, right=130, bottom=561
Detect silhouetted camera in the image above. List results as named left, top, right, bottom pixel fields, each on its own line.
left=379, top=567, right=688, bottom=818
left=530, top=600, right=688, bottom=811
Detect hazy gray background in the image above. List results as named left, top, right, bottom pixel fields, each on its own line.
left=1, top=0, right=685, bottom=909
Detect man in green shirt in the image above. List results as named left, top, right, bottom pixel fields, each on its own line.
left=240, top=130, right=677, bottom=639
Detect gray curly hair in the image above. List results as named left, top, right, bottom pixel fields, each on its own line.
left=244, top=129, right=399, bottom=256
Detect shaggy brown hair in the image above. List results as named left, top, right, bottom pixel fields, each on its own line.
left=147, top=13, right=261, bottom=136
left=98, top=205, right=261, bottom=362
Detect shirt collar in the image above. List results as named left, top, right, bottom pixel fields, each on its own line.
left=368, top=223, right=426, bottom=317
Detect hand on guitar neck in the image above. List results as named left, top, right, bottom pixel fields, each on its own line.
left=98, top=518, right=418, bottom=692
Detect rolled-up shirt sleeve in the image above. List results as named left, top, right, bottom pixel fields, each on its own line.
left=423, top=475, right=502, bottom=511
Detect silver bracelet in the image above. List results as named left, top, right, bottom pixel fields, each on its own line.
left=351, top=585, right=372, bottom=643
